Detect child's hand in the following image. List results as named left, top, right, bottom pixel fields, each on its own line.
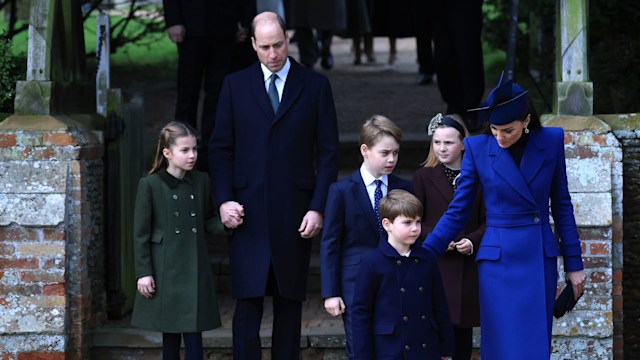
left=454, top=238, right=473, bottom=255
left=298, top=210, right=323, bottom=238
left=440, top=357, right=452, bottom=360
left=324, top=297, right=346, bottom=316
left=446, top=241, right=456, bottom=252
left=220, top=201, right=244, bottom=228
left=137, top=276, right=156, bottom=298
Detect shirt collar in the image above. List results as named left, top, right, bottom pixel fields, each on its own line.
left=260, top=57, right=291, bottom=83
left=360, top=164, right=389, bottom=187
left=378, top=240, right=429, bottom=260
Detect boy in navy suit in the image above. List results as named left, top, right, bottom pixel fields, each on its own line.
left=320, top=115, right=413, bottom=358
left=351, top=190, right=453, bottom=360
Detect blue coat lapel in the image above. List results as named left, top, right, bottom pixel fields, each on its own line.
left=350, top=171, right=379, bottom=234
left=520, top=130, right=546, bottom=185
left=489, top=138, right=537, bottom=206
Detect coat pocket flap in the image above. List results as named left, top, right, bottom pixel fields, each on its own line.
left=475, top=245, right=501, bottom=261
left=543, top=241, right=561, bottom=257
left=151, top=232, right=164, bottom=244
left=374, top=323, right=395, bottom=335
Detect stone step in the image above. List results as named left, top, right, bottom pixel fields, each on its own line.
left=91, top=293, right=348, bottom=360
left=91, top=291, right=480, bottom=359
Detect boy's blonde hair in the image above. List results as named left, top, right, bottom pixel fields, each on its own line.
left=379, top=189, right=423, bottom=222
left=359, top=115, right=403, bottom=148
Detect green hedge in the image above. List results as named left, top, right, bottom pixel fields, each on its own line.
left=482, top=0, right=640, bottom=114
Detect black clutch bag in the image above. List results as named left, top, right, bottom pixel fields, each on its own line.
left=553, top=281, right=583, bottom=319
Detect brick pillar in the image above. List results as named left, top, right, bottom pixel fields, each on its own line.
left=601, top=113, right=640, bottom=359
left=542, top=116, right=620, bottom=358
left=0, top=115, right=105, bottom=359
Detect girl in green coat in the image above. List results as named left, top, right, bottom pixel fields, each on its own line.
left=132, top=121, right=237, bottom=359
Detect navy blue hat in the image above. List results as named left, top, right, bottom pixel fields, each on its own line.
left=468, top=74, right=528, bottom=125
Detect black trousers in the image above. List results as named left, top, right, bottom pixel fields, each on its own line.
left=295, top=28, right=333, bottom=68
left=453, top=326, right=473, bottom=360
left=162, top=332, right=203, bottom=360
left=413, top=0, right=435, bottom=76
left=175, top=35, right=234, bottom=172
left=232, top=267, right=303, bottom=359
left=432, top=0, right=485, bottom=115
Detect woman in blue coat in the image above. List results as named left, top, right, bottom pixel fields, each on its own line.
left=422, top=78, right=587, bottom=359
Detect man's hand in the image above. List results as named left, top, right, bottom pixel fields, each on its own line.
left=324, top=296, right=346, bottom=317
left=220, top=201, right=245, bottom=229
left=298, top=210, right=323, bottom=238
left=167, top=24, right=185, bottom=43
left=236, top=23, right=248, bottom=42
left=137, top=275, right=156, bottom=298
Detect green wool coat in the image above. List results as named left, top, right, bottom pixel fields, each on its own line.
left=131, top=169, right=224, bottom=333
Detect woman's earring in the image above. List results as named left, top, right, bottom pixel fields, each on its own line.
left=524, top=126, right=530, bottom=134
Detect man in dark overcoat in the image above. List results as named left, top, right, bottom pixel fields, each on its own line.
left=209, top=11, right=339, bottom=359
left=163, top=0, right=254, bottom=171
left=284, top=0, right=346, bottom=69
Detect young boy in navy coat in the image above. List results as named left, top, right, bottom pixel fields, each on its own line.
left=351, top=190, right=453, bottom=360
left=320, top=115, right=413, bottom=358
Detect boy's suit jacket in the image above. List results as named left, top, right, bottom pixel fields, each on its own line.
left=210, top=58, right=339, bottom=300
left=320, top=171, right=412, bottom=305
left=413, top=165, right=485, bottom=327
left=351, top=241, right=454, bottom=359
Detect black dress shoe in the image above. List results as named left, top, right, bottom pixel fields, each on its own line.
left=417, top=73, right=433, bottom=85
left=321, top=51, right=334, bottom=70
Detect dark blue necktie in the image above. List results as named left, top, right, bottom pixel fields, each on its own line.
left=268, top=73, right=280, bottom=113
left=374, top=179, right=383, bottom=236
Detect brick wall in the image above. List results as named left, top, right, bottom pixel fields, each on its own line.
left=0, top=116, right=105, bottom=359
left=602, top=113, right=640, bottom=360
left=548, top=129, right=621, bottom=359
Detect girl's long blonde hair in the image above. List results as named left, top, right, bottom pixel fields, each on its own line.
left=422, top=113, right=469, bottom=168
left=149, top=121, right=198, bottom=175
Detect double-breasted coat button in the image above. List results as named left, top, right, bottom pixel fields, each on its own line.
left=191, top=211, right=196, bottom=217
left=190, top=194, right=195, bottom=199
left=175, top=228, right=180, bottom=234
left=533, top=212, right=540, bottom=223
left=400, top=287, right=406, bottom=293
left=421, top=315, right=427, bottom=320
left=422, top=344, right=427, bottom=349
left=403, top=316, right=409, bottom=321
left=192, top=228, right=197, bottom=233
left=172, top=194, right=178, bottom=200
left=404, top=345, right=410, bottom=351
left=174, top=211, right=179, bottom=217
left=396, top=260, right=402, bottom=265
left=414, top=258, right=419, bottom=263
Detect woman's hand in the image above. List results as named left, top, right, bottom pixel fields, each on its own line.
left=566, top=270, right=586, bottom=300
left=137, top=276, right=156, bottom=298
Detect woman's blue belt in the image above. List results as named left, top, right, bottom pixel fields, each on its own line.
left=486, top=211, right=550, bottom=227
